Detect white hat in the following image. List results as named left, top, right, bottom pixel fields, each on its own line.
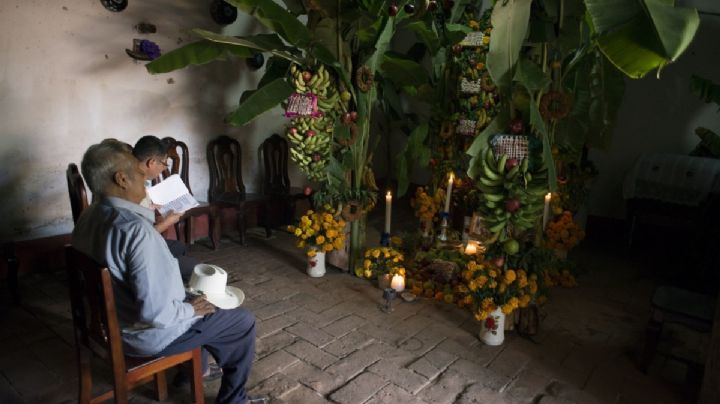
left=188, top=264, right=244, bottom=309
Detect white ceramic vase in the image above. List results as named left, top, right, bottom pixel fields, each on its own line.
left=478, top=307, right=506, bottom=346
left=307, top=251, right=326, bottom=277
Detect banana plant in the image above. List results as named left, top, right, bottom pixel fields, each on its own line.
left=145, top=0, right=463, bottom=270
left=468, top=0, right=699, bottom=192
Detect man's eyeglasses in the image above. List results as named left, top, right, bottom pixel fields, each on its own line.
left=156, top=159, right=170, bottom=168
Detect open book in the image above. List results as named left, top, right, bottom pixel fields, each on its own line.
left=146, top=174, right=199, bottom=216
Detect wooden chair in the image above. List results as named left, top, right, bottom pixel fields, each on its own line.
left=260, top=134, right=311, bottom=227
left=65, top=246, right=204, bottom=403
left=155, top=137, right=220, bottom=250
left=66, top=163, right=90, bottom=224
left=207, top=135, right=270, bottom=245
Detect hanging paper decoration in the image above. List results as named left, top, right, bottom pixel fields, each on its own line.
left=285, top=93, right=320, bottom=118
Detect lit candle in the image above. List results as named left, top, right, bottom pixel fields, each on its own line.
left=543, top=193, right=552, bottom=230
left=465, top=242, right=478, bottom=255
left=390, top=274, right=405, bottom=292
left=384, top=191, right=392, bottom=234
left=444, top=173, right=454, bottom=212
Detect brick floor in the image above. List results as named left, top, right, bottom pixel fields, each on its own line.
left=0, top=229, right=697, bottom=403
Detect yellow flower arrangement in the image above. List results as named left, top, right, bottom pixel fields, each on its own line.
left=287, top=209, right=346, bottom=256
left=410, top=186, right=443, bottom=224
left=545, top=211, right=585, bottom=251
left=460, top=260, right=537, bottom=321
left=358, top=247, right=405, bottom=280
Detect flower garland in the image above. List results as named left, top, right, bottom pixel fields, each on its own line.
left=544, top=211, right=585, bottom=251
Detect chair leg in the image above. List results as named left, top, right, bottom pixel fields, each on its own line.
left=113, top=373, right=129, bottom=404
left=78, top=348, right=92, bottom=404
left=190, top=349, right=205, bottom=404
left=186, top=217, right=194, bottom=247
left=210, top=209, right=221, bottom=251
left=639, top=317, right=663, bottom=373
left=154, top=371, right=168, bottom=401
left=237, top=210, right=246, bottom=246
left=177, top=220, right=188, bottom=246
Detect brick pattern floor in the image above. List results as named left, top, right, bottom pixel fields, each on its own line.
left=0, top=231, right=696, bottom=403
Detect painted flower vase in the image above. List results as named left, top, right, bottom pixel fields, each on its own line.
left=307, top=250, right=326, bottom=277
left=478, top=307, right=506, bottom=346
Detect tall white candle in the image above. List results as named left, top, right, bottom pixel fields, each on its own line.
left=390, top=274, right=405, bottom=292
left=384, top=191, right=392, bottom=233
left=444, top=173, right=454, bottom=212
left=542, top=193, right=552, bottom=230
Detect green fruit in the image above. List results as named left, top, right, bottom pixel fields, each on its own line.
left=503, top=239, right=520, bottom=255
left=340, top=91, right=352, bottom=102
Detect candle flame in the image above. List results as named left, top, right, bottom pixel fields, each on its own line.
left=545, top=192, right=552, bottom=201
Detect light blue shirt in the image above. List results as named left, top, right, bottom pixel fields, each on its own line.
left=72, top=196, right=198, bottom=356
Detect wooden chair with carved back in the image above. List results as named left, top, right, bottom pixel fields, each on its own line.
left=207, top=135, right=270, bottom=245
left=65, top=246, right=204, bottom=403
left=260, top=134, right=311, bottom=228
left=154, top=137, right=220, bottom=250
left=66, top=163, right=90, bottom=224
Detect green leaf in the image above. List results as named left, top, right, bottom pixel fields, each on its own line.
left=513, top=58, right=551, bottom=92
left=226, top=0, right=311, bottom=48
left=226, top=78, right=293, bottom=126
left=280, top=0, right=306, bottom=15
left=528, top=99, right=558, bottom=192
left=449, top=0, right=473, bottom=23
left=191, top=30, right=303, bottom=64
left=486, top=0, right=533, bottom=90
left=380, top=53, right=429, bottom=88
left=445, top=24, right=473, bottom=46
left=585, top=0, right=699, bottom=78
left=396, top=123, right=429, bottom=196
left=381, top=80, right=403, bottom=117
left=690, top=75, right=720, bottom=106
left=257, top=56, right=291, bottom=88
left=145, top=40, right=254, bottom=74
left=405, top=21, right=440, bottom=55
left=364, top=17, right=394, bottom=73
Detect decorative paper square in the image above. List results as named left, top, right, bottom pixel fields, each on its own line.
left=469, top=213, right=492, bottom=241
left=460, top=78, right=482, bottom=94
left=491, top=134, right=529, bottom=160
left=456, top=119, right=477, bottom=136
left=460, top=32, right=484, bottom=47
left=285, top=93, right=319, bottom=118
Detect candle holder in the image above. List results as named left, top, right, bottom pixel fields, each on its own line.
left=437, top=212, right=449, bottom=242
left=380, top=232, right=390, bottom=247
left=379, top=287, right=397, bottom=313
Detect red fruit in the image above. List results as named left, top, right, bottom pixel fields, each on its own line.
left=404, top=3, right=415, bottom=13
left=388, top=4, right=398, bottom=16
left=289, top=127, right=298, bottom=135
left=492, top=256, right=505, bottom=268
left=505, top=158, right=519, bottom=171
left=510, top=118, right=524, bottom=134
left=306, top=130, right=316, bottom=137
left=312, top=153, right=321, bottom=162
left=302, top=71, right=312, bottom=82
left=342, top=112, right=352, bottom=124
left=505, top=199, right=521, bottom=213
left=303, top=186, right=312, bottom=196
left=429, top=159, right=437, bottom=167
left=428, top=0, right=438, bottom=11
left=349, top=111, right=358, bottom=121
left=452, top=44, right=462, bottom=54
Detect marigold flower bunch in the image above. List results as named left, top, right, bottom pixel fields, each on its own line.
left=410, top=186, right=442, bottom=223
left=287, top=209, right=346, bottom=256
left=460, top=260, right=538, bottom=321
left=360, top=247, right=405, bottom=279
left=545, top=211, right=585, bottom=251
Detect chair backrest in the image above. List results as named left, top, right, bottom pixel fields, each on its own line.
left=155, top=137, right=193, bottom=194
left=66, top=163, right=90, bottom=224
left=261, top=134, right=291, bottom=195
left=207, top=135, right=246, bottom=201
left=65, top=246, right=127, bottom=374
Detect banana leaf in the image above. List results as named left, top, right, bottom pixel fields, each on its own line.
left=226, top=0, right=311, bottom=48
left=466, top=109, right=510, bottom=179
left=396, top=123, right=430, bottom=197
left=486, top=0, right=533, bottom=91
left=405, top=21, right=440, bottom=55
left=690, top=75, right=720, bottom=107
left=585, top=0, right=699, bottom=78
left=379, top=52, right=430, bottom=88
left=257, top=56, right=291, bottom=88
left=226, top=78, right=294, bottom=126
left=445, top=24, right=474, bottom=46
left=192, top=30, right=304, bottom=64
left=450, top=0, right=473, bottom=23
left=145, top=40, right=254, bottom=74
left=281, top=0, right=306, bottom=16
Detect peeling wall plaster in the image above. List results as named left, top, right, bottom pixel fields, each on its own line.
left=0, top=0, right=303, bottom=240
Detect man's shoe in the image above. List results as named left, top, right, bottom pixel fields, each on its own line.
left=172, top=363, right=223, bottom=387
left=247, top=395, right=270, bottom=403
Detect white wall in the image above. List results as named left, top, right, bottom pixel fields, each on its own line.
left=0, top=0, right=301, bottom=240
left=588, top=11, right=720, bottom=218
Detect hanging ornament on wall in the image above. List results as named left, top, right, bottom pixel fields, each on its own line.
left=210, top=0, right=237, bottom=25
left=100, top=0, right=128, bottom=12
left=246, top=53, right=265, bottom=70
